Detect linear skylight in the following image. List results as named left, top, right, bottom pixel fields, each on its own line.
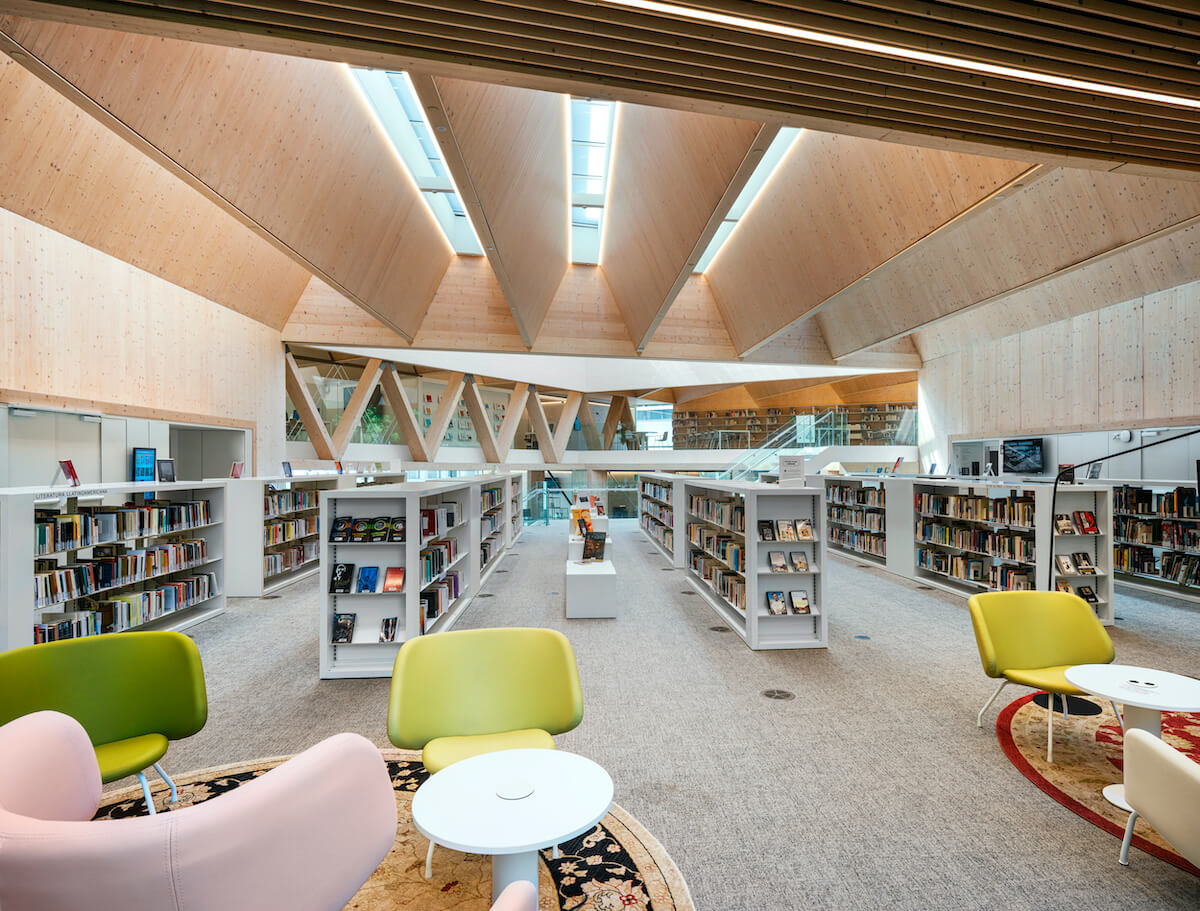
left=569, top=97, right=616, bottom=264
left=694, top=127, right=801, bottom=273
left=350, top=68, right=483, bottom=255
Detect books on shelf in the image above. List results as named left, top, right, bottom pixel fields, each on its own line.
left=688, top=523, right=744, bottom=572
left=329, top=517, right=352, bottom=543
left=356, top=566, right=380, bottom=593
left=421, top=504, right=461, bottom=540
left=776, top=520, right=797, bottom=542
left=795, top=519, right=814, bottom=541
left=382, top=567, right=405, bottom=592
left=264, top=516, right=318, bottom=546
left=790, top=551, right=809, bottom=572
left=331, top=612, right=355, bottom=643
left=379, top=617, right=399, bottom=642
left=420, top=539, right=458, bottom=585
left=789, top=591, right=811, bottom=615
left=263, top=542, right=318, bottom=578
left=758, top=520, right=775, bottom=542
left=329, top=516, right=403, bottom=543
left=1053, top=514, right=1075, bottom=535
left=768, top=551, right=787, bottom=572
left=1073, top=511, right=1099, bottom=535
left=1076, top=585, right=1099, bottom=605
left=420, top=571, right=463, bottom=632
left=329, top=563, right=354, bottom=593
left=1055, top=554, right=1076, bottom=575
left=581, top=532, right=606, bottom=563
left=1072, top=552, right=1096, bottom=574
left=34, top=539, right=211, bottom=609
left=765, top=591, right=787, bottom=615
left=349, top=518, right=370, bottom=543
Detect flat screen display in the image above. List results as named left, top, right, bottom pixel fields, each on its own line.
left=1002, top=438, right=1044, bottom=474
left=131, top=447, right=156, bottom=483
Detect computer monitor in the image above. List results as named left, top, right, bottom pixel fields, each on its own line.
left=1002, top=438, right=1044, bottom=474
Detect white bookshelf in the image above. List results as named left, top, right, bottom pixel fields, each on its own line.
left=1107, top=479, right=1200, bottom=605
left=1, top=480, right=228, bottom=651
left=638, top=471, right=682, bottom=567
left=319, top=475, right=519, bottom=678
left=509, top=472, right=525, bottom=545
left=822, top=476, right=887, bottom=567
left=681, top=478, right=826, bottom=650
left=481, top=472, right=523, bottom=587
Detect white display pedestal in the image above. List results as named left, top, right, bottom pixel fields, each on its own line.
left=564, top=560, right=617, bottom=618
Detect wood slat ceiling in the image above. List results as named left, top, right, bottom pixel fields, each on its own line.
left=3, top=0, right=1199, bottom=178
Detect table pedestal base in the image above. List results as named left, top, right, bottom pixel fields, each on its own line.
left=1102, top=783, right=1132, bottom=812
left=1123, top=704, right=1161, bottom=738
left=492, top=850, right=538, bottom=903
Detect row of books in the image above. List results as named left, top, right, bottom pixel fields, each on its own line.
left=688, top=524, right=745, bottom=572
left=764, top=590, right=811, bottom=615
left=1054, top=581, right=1101, bottom=605
left=481, top=486, right=505, bottom=512
left=422, top=504, right=461, bottom=540
left=1113, top=546, right=1200, bottom=587
left=641, top=499, right=672, bottom=527
left=1113, top=485, right=1200, bottom=519
left=34, top=500, right=213, bottom=555
left=1114, top=519, right=1200, bottom=552
left=640, top=481, right=673, bottom=505
left=329, top=563, right=405, bottom=593
left=916, top=548, right=1033, bottom=590
left=264, top=543, right=318, bottom=578
left=330, top=612, right=401, bottom=644
left=830, top=506, right=884, bottom=532
left=264, top=489, right=318, bottom=518
left=329, top=516, right=405, bottom=543
left=420, top=540, right=458, bottom=586
left=421, top=573, right=463, bottom=632
left=826, top=484, right=885, bottom=509
left=1114, top=516, right=1159, bottom=545
left=39, top=573, right=221, bottom=640
left=767, top=551, right=810, bottom=572
left=264, top=516, right=318, bottom=546
left=1054, top=552, right=1097, bottom=575
left=480, top=539, right=499, bottom=568
left=916, top=492, right=1035, bottom=527
left=917, top=522, right=1035, bottom=564
left=1053, top=511, right=1100, bottom=535
left=687, top=494, right=745, bottom=532
left=690, top=552, right=745, bottom=611
left=828, top=525, right=886, bottom=558
left=34, top=540, right=210, bottom=608
left=640, top=515, right=673, bottom=553
left=757, top=519, right=814, bottom=543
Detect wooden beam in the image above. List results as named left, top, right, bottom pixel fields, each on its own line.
left=284, top=351, right=335, bottom=461
left=410, top=73, right=568, bottom=347
left=551, top=391, right=583, bottom=462
left=422, top=372, right=465, bottom=462
left=524, top=387, right=558, bottom=463
left=601, top=396, right=634, bottom=450
left=378, top=364, right=430, bottom=462
left=329, top=357, right=382, bottom=457
left=576, top=395, right=603, bottom=449
left=461, top=374, right=501, bottom=463
left=673, top=383, right=746, bottom=405
left=496, top=382, right=529, bottom=460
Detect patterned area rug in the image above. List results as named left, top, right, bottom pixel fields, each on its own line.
left=997, top=693, right=1200, bottom=876
left=95, top=749, right=693, bottom=910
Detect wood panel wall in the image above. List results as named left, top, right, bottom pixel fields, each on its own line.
left=917, top=280, right=1200, bottom=466
left=0, top=207, right=284, bottom=468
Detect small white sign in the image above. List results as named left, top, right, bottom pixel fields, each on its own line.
left=779, top=456, right=806, bottom=486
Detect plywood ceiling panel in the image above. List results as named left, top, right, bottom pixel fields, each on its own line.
left=0, top=55, right=308, bottom=327
left=416, top=74, right=568, bottom=345
left=826, top=168, right=1200, bottom=358
left=706, top=130, right=1031, bottom=354
left=5, top=0, right=1199, bottom=178
left=600, top=102, right=765, bottom=350
left=642, top=275, right=738, bottom=362
left=534, top=266, right=634, bottom=357
left=0, top=15, right=452, bottom=339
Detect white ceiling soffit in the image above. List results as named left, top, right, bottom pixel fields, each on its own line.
left=311, top=346, right=909, bottom=393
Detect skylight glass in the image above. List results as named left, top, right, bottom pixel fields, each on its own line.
left=694, top=127, right=803, bottom=272
left=351, top=68, right=483, bottom=255
left=569, top=98, right=616, bottom=265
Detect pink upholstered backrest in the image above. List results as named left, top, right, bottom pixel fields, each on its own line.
left=492, top=881, right=538, bottom=911
left=0, top=711, right=101, bottom=821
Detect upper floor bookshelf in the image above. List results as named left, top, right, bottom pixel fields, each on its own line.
left=670, top=402, right=915, bottom=449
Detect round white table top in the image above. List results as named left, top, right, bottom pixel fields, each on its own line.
left=411, top=749, right=614, bottom=855
left=1065, top=664, right=1200, bottom=712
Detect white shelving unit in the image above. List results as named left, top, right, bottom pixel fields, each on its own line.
left=1107, top=479, right=1200, bottom=605
left=481, top=472, right=523, bottom=588
left=823, top=476, right=887, bottom=567
left=638, top=472, right=683, bottom=568
left=680, top=478, right=827, bottom=650
left=319, top=475, right=520, bottom=678
left=1, top=480, right=228, bottom=651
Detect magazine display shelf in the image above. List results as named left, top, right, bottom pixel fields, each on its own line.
left=0, top=480, right=228, bottom=651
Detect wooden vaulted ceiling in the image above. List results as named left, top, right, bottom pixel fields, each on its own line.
left=1, top=2, right=1199, bottom=400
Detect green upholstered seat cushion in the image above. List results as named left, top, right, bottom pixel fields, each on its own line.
left=968, top=591, right=1115, bottom=679
left=94, top=733, right=169, bottom=783
left=1002, top=666, right=1087, bottom=695
left=423, top=729, right=555, bottom=775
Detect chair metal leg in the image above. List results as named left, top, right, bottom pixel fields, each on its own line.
left=1062, top=696, right=1070, bottom=721
left=153, top=762, right=178, bottom=804
left=1046, top=694, right=1055, bottom=763
left=425, top=840, right=435, bottom=879
left=1119, top=811, right=1139, bottom=865
left=136, top=772, right=157, bottom=815
left=552, top=845, right=560, bottom=859
left=977, top=680, right=1009, bottom=728
left=1111, top=700, right=1125, bottom=732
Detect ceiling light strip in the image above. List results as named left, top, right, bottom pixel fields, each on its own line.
left=601, top=0, right=1200, bottom=111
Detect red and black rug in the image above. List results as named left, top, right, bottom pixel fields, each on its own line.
left=997, top=693, right=1200, bottom=876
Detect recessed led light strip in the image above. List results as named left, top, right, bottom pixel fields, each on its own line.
left=601, top=0, right=1200, bottom=111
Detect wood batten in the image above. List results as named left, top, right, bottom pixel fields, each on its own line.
left=820, top=168, right=1200, bottom=359
left=706, top=130, right=1031, bottom=356
left=328, top=358, right=383, bottom=456
left=378, top=365, right=430, bottom=462
left=5, top=0, right=1200, bottom=179
left=284, top=352, right=335, bottom=461
left=412, top=74, right=568, bottom=347
left=0, top=54, right=309, bottom=328
left=460, top=374, right=501, bottom=463
left=600, top=102, right=767, bottom=350
left=0, top=15, right=451, bottom=340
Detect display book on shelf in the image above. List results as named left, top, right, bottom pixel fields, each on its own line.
left=319, top=474, right=521, bottom=678
left=910, top=477, right=1113, bottom=624
left=680, top=477, right=826, bottom=650
left=823, top=476, right=886, bottom=565
left=0, top=480, right=227, bottom=651
left=1105, top=479, right=1200, bottom=604
left=638, top=472, right=681, bottom=567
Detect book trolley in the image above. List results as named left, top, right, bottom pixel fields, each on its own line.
left=0, top=480, right=228, bottom=651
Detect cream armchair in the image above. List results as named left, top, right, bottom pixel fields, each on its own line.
left=0, top=711, right=397, bottom=911
left=1120, top=728, right=1200, bottom=867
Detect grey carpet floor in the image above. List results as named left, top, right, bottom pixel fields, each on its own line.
left=167, top=519, right=1200, bottom=910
